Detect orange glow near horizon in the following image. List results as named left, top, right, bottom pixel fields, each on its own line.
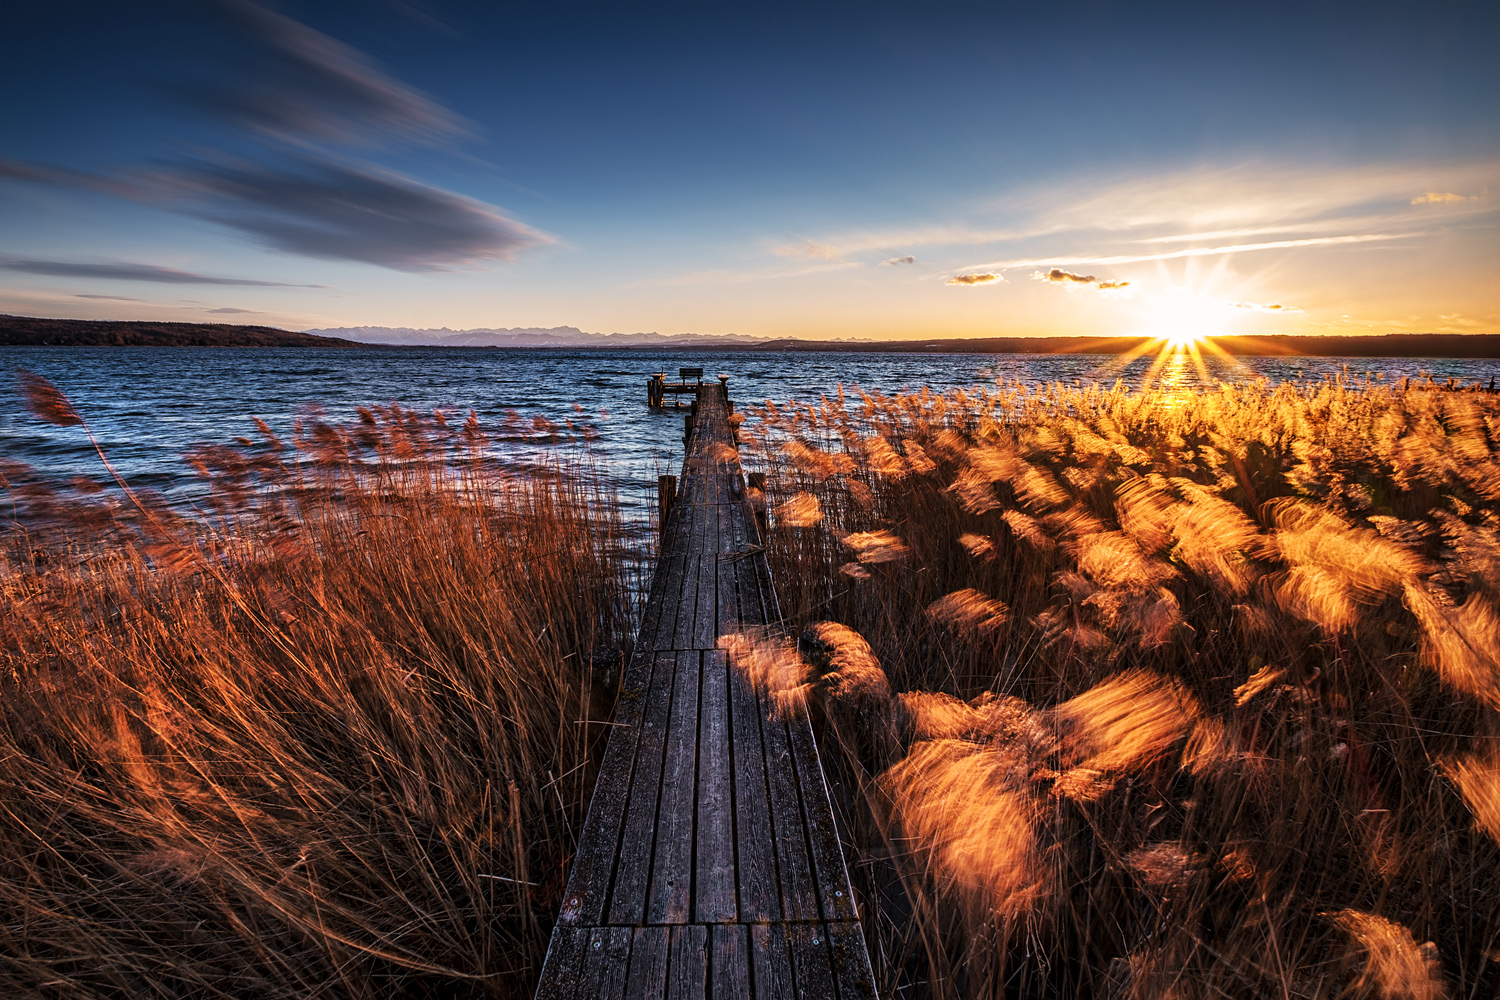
left=1100, top=279, right=1278, bottom=388
left=1131, top=288, right=1230, bottom=350
left=1097, top=285, right=1270, bottom=390
left=1162, top=329, right=1204, bottom=350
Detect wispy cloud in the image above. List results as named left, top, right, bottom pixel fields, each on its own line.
left=0, top=257, right=319, bottom=286
left=946, top=272, right=1002, bottom=286
left=167, top=157, right=549, bottom=270
left=1131, top=218, right=1398, bottom=244
left=763, top=225, right=1030, bottom=259
left=883, top=255, right=916, bottom=265
left=209, top=307, right=262, bottom=314
left=1232, top=301, right=1302, bottom=313
left=774, top=240, right=841, bottom=259
left=971, top=233, right=1406, bottom=272
left=1410, top=191, right=1479, bottom=205
left=74, top=293, right=143, bottom=301
left=0, top=3, right=550, bottom=273
left=649, top=259, right=862, bottom=288
left=190, top=0, right=468, bottom=146
left=1004, top=160, right=1497, bottom=235
left=778, top=158, right=1497, bottom=281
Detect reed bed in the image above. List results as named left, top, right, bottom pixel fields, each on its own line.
left=742, top=375, right=1500, bottom=1000
left=0, top=378, right=634, bottom=997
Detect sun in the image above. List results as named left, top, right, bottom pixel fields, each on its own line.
left=1139, top=291, right=1226, bottom=351
left=1162, top=329, right=1204, bottom=350
left=1103, top=284, right=1251, bottom=389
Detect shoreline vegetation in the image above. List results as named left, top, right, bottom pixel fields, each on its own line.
left=741, top=375, right=1500, bottom=998
left=1, top=380, right=634, bottom=997
left=5, top=315, right=1500, bottom=357
left=0, top=315, right=363, bottom=348
left=4, top=370, right=1500, bottom=997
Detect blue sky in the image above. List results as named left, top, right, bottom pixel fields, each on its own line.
left=1, top=0, right=1496, bottom=339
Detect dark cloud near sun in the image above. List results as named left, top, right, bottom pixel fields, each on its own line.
left=946, top=272, right=1001, bottom=285
left=0, top=257, right=317, bottom=286
left=883, top=255, right=916, bottom=265
left=1038, top=268, right=1097, bottom=284
left=0, top=3, right=548, bottom=273
left=1034, top=268, right=1131, bottom=292
left=188, top=1, right=468, bottom=147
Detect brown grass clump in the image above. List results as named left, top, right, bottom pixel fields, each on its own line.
left=1326, top=909, right=1449, bottom=1000
left=1, top=379, right=633, bottom=997
left=746, top=374, right=1500, bottom=999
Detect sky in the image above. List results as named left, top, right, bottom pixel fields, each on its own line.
left=1, top=0, right=1496, bottom=341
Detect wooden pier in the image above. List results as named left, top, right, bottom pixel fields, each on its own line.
left=534, top=379, right=877, bottom=1000
left=648, top=367, right=722, bottom=409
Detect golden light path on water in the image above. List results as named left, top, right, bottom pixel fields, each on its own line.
left=1100, top=328, right=1245, bottom=404
left=1098, top=275, right=1272, bottom=396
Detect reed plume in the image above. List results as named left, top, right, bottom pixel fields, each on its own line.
left=746, top=373, right=1500, bottom=999
left=1, top=393, right=634, bottom=997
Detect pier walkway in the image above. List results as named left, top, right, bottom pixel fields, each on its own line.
left=535, top=381, right=877, bottom=1000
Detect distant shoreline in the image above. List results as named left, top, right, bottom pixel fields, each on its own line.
left=0, top=315, right=362, bottom=348
left=4, top=315, right=1499, bottom=358
left=744, top=333, right=1500, bottom=359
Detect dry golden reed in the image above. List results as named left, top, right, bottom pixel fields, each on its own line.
left=1, top=383, right=633, bottom=998
left=746, top=373, right=1500, bottom=999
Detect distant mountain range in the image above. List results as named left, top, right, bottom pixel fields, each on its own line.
left=304, top=326, right=1500, bottom=358
left=302, top=325, right=792, bottom=348
left=5, top=316, right=1497, bottom=358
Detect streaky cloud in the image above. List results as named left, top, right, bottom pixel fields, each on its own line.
left=946, top=272, right=1002, bottom=286
left=0, top=158, right=144, bottom=199
left=774, top=240, right=840, bottom=259
left=971, top=234, right=1405, bottom=272
left=209, top=307, right=262, bottom=313
left=0, top=257, right=319, bottom=286
left=195, top=1, right=468, bottom=146
left=0, top=6, right=549, bottom=273
left=170, top=157, right=550, bottom=271
left=75, top=294, right=143, bottom=301
left=883, top=255, right=916, bottom=265
left=1411, top=191, right=1477, bottom=205
left=0, top=152, right=550, bottom=272
left=1232, top=301, right=1302, bottom=313
left=650, top=259, right=861, bottom=288
left=1010, top=159, right=1499, bottom=236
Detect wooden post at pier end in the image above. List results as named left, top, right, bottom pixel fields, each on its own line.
left=657, top=474, right=677, bottom=531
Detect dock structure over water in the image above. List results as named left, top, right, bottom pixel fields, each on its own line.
left=647, top=367, right=720, bottom=409
left=535, top=380, right=877, bottom=1000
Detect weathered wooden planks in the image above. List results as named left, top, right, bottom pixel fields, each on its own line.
left=535, top=381, right=875, bottom=1000
left=694, top=650, right=736, bottom=924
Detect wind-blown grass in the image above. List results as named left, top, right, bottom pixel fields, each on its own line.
left=0, top=384, right=633, bottom=997
left=743, top=375, right=1500, bottom=1000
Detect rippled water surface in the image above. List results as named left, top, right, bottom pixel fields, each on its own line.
left=4, top=347, right=1497, bottom=523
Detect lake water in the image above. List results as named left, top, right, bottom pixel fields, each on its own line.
left=3, top=347, right=1496, bottom=529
